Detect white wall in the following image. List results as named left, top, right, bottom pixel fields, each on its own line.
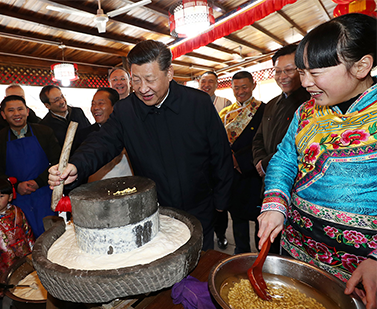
left=186, top=78, right=281, bottom=104
left=0, top=85, right=96, bottom=124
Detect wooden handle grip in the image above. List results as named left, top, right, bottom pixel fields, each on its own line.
left=51, top=121, right=78, bottom=211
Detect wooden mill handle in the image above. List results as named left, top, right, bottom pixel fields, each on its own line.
left=51, top=121, right=78, bottom=211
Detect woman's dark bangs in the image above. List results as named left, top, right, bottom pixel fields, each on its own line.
left=296, top=22, right=341, bottom=69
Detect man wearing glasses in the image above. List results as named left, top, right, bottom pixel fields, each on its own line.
left=108, top=67, right=131, bottom=100
left=39, top=85, right=90, bottom=148
left=252, top=44, right=310, bottom=254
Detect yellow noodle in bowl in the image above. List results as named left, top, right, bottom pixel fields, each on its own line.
left=228, top=279, right=325, bottom=309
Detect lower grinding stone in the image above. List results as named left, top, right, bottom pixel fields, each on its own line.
left=32, top=207, right=203, bottom=303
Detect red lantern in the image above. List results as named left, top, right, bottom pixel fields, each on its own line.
left=333, top=4, right=349, bottom=17
left=332, top=0, right=353, bottom=4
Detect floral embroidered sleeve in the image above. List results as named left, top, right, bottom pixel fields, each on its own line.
left=368, top=249, right=377, bottom=261
left=261, top=108, right=301, bottom=217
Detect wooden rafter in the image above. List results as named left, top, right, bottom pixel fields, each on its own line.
left=224, top=34, right=268, bottom=54
left=276, top=10, right=307, bottom=36
left=250, top=23, right=287, bottom=46
left=313, top=0, right=332, bottom=20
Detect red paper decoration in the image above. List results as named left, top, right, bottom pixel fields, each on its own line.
left=332, top=0, right=353, bottom=4
left=333, top=0, right=376, bottom=17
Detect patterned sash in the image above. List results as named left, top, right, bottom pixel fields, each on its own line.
left=282, top=193, right=377, bottom=282
left=223, top=98, right=262, bottom=144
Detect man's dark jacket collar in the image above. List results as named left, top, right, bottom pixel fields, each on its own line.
left=134, top=80, right=181, bottom=121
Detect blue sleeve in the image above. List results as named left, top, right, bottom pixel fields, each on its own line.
left=264, top=108, right=300, bottom=202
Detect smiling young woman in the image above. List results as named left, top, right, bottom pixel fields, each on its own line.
left=257, top=13, right=377, bottom=309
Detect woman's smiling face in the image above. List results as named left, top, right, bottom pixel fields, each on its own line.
left=298, top=62, right=363, bottom=107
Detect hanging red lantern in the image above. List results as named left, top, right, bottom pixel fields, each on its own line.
left=333, top=4, right=349, bottom=17
left=332, top=0, right=353, bottom=4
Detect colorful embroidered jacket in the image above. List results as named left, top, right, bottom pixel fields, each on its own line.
left=262, top=83, right=377, bottom=280
left=0, top=204, right=34, bottom=283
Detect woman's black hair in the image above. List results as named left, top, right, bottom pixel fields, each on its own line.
left=0, top=177, right=13, bottom=195
left=296, top=13, right=376, bottom=70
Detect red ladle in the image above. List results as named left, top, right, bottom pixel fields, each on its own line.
left=247, top=238, right=272, bottom=300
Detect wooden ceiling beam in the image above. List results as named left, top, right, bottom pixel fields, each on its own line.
left=313, top=0, right=332, bottom=20
left=0, top=2, right=226, bottom=65
left=47, top=0, right=170, bottom=35
left=276, top=10, right=307, bottom=37
left=0, top=28, right=129, bottom=57
left=185, top=52, right=226, bottom=64
left=172, top=60, right=215, bottom=71
left=250, top=23, right=287, bottom=47
left=0, top=3, right=140, bottom=45
left=224, top=34, right=268, bottom=54
left=216, top=52, right=274, bottom=74
left=212, top=1, right=227, bottom=14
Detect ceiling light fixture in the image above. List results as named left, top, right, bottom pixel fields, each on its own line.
left=169, top=0, right=215, bottom=38
left=51, top=44, right=79, bottom=87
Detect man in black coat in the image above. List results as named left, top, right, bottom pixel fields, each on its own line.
left=48, top=40, right=233, bottom=251
left=74, top=87, right=132, bottom=182
left=252, top=44, right=310, bottom=254
left=39, top=85, right=90, bottom=148
left=218, top=71, right=265, bottom=254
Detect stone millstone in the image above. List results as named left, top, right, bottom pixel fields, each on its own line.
left=70, top=176, right=157, bottom=228
left=70, top=176, right=159, bottom=255
left=32, top=207, right=203, bottom=304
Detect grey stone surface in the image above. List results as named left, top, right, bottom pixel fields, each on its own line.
left=70, top=176, right=157, bottom=228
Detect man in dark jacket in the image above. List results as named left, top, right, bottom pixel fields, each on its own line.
left=48, top=40, right=233, bottom=251
left=252, top=44, right=310, bottom=253
left=74, top=87, right=132, bottom=182
left=219, top=71, right=265, bottom=254
left=39, top=85, right=90, bottom=148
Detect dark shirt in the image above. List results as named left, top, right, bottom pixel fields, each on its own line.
left=40, top=106, right=90, bottom=148
left=74, top=123, right=100, bottom=149
left=70, top=80, right=233, bottom=212
left=0, top=123, right=61, bottom=188
left=232, top=103, right=265, bottom=177
left=252, top=86, right=310, bottom=172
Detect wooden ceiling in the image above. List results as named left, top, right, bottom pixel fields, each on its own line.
left=0, top=0, right=346, bottom=82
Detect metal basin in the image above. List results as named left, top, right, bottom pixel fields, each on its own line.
left=208, top=253, right=365, bottom=309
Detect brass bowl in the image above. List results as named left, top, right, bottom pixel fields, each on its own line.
left=208, top=253, right=365, bottom=309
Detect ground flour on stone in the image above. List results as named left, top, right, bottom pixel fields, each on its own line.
left=47, top=215, right=190, bottom=270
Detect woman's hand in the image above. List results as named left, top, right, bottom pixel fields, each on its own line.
left=257, top=211, right=285, bottom=250
left=345, top=258, right=377, bottom=309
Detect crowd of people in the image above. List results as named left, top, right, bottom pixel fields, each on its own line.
left=0, top=12, right=376, bottom=309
